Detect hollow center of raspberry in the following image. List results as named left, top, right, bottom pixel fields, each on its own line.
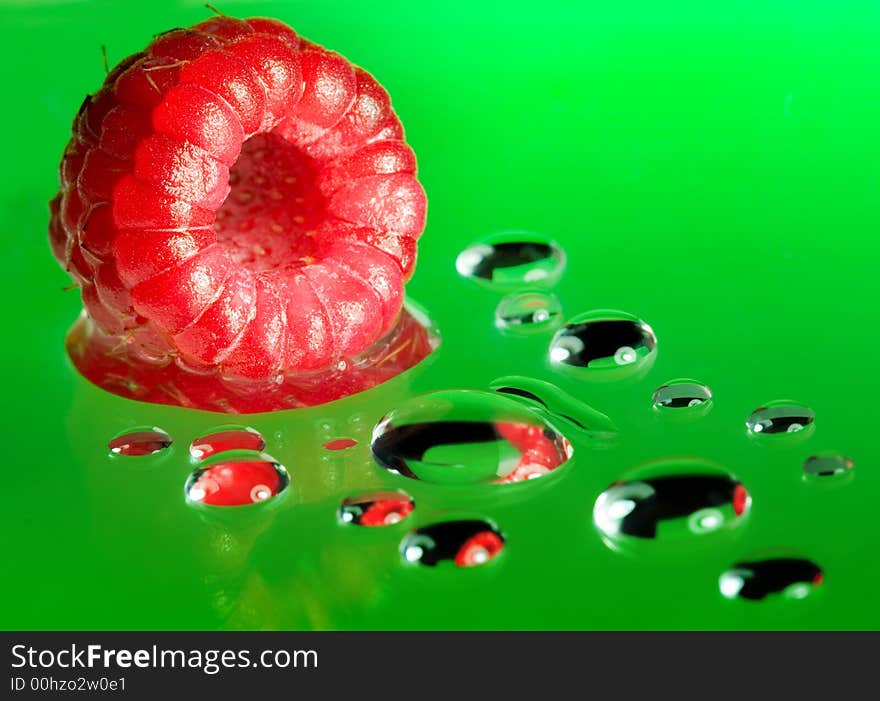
left=214, top=132, right=326, bottom=273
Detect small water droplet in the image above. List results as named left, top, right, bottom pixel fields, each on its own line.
left=803, top=453, right=853, bottom=478
left=400, top=520, right=504, bottom=567
left=746, top=401, right=815, bottom=435
left=371, top=390, right=572, bottom=485
left=653, top=380, right=713, bottom=410
left=185, top=458, right=289, bottom=506
left=324, top=438, right=358, bottom=451
left=108, top=428, right=172, bottom=456
left=594, top=460, right=750, bottom=548
left=189, top=428, right=265, bottom=460
left=339, top=491, right=414, bottom=526
left=549, top=310, right=657, bottom=376
left=719, top=558, right=823, bottom=601
left=495, top=290, right=562, bottom=333
left=455, top=234, right=565, bottom=289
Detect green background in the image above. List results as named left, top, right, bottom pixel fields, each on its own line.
left=1, top=0, right=878, bottom=629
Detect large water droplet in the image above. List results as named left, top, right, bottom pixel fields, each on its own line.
left=594, top=460, right=750, bottom=548
left=719, top=558, right=823, bottom=601
left=190, top=427, right=265, bottom=460
left=339, top=491, right=414, bottom=526
left=401, top=520, right=504, bottom=567
left=455, top=233, right=565, bottom=289
left=185, top=457, right=289, bottom=506
left=495, top=290, right=562, bottom=334
left=108, top=427, right=172, bottom=457
left=652, top=380, right=712, bottom=410
left=746, top=401, right=815, bottom=435
left=371, top=390, right=572, bottom=485
left=803, top=453, right=853, bottom=478
left=549, top=311, right=657, bottom=377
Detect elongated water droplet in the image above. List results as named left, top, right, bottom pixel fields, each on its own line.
left=190, top=428, right=265, bottom=460
left=550, top=311, right=657, bottom=376
left=456, top=234, right=565, bottom=289
left=746, top=402, right=815, bottom=435
left=185, top=458, right=289, bottom=506
left=490, top=375, right=619, bottom=438
left=719, top=558, right=823, bottom=601
left=495, top=290, right=562, bottom=333
left=339, top=492, right=414, bottom=526
left=653, top=380, right=712, bottom=410
left=324, top=438, right=358, bottom=451
left=371, top=390, right=572, bottom=485
left=594, top=460, right=750, bottom=548
left=109, top=428, right=172, bottom=456
left=401, top=520, right=504, bottom=567
left=804, top=453, right=853, bottom=478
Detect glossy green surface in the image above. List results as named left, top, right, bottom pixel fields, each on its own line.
left=2, top=0, right=878, bottom=629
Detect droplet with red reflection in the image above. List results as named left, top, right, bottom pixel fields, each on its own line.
left=185, top=459, right=289, bottom=506
left=189, top=428, right=265, bottom=460
left=324, top=438, right=358, bottom=451
left=339, top=492, right=414, bottom=526
left=109, top=428, right=172, bottom=456
left=719, top=558, right=823, bottom=601
left=401, top=520, right=504, bottom=567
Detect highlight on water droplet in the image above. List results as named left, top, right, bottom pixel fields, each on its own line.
left=495, top=290, right=562, bottom=334
left=400, top=519, right=504, bottom=567
left=803, top=453, right=853, bottom=479
left=185, top=456, right=289, bottom=506
left=108, top=427, right=172, bottom=457
left=719, top=558, right=823, bottom=601
left=455, top=232, right=566, bottom=289
left=549, top=310, right=657, bottom=377
left=746, top=401, right=815, bottom=436
left=324, top=438, right=358, bottom=451
left=189, top=427, right=265, bottom=460
left=652, top=380, right=712, bottom=411
left=371, top=390, right=572, bottom=485
left=593, top=459, right=750, bottom=549
left=339, top=491, right=414, bottom=527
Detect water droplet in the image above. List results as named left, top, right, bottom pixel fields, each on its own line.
left=719, top=558, right=823, bottom=601
left=189, top=428, right=265, bottom=460
left=489, top=375, right=619, bottom=439
left=455, top=234, right=565, bottom=289
left=371, top=390, right=572, bottom=485
left=185, top=458, right=289, bottom=506
left=400, top=520, right=504, bottom=567
left=495, top=290, right=562, bottom=333
left=549, top=310, right=657, bottom=376
left=803, top=453, right=853, bottom=478
left=746, top=401, right=815, bottom=435
left=653, top=380, right=712, bottom=410
left=108, top=428, right=172, bottom=456
left=324, top=438, right=358, bottom=451
left=594, top=460, right=750, bottom=548
left=339, top=491, right=414, bottom=526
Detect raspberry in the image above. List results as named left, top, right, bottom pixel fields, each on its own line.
left=51, top=15, right=429, bottom=411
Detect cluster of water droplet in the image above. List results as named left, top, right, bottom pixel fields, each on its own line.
left=102, top=232, right=851, bottom=595
left=450, top=233, right=843, bottom=598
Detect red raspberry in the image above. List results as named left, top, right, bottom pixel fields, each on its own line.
left=51, top=16, right=428, bottom=410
